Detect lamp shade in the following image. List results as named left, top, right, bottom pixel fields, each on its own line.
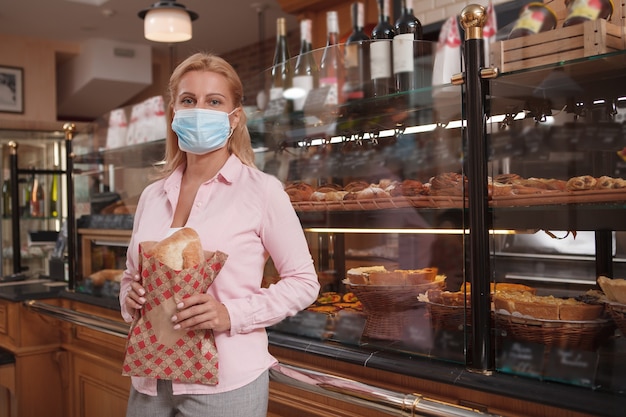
left=138, top=1, right=198, bottom=43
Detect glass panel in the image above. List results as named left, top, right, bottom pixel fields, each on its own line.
left=488, top=49, right=626, bottom=393
left=0, top=130, right=66, bottom=278
left=257, top=40, right=469, bottom=364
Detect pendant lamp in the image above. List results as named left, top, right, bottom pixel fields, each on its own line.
left=138, top=1, right=198, bottom=43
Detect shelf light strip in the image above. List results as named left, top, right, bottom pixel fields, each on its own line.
left=304, top=227, right=521, bottom=235
left=295, top=112, right=527, bottom=148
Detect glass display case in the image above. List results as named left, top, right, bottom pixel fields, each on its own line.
left=0, top=129, right=67, bottom=279
left=71, top=28, right=626, bottom=413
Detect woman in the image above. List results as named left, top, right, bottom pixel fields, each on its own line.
left=119, top=52, right=319, bottom=417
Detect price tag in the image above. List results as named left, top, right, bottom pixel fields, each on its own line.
left=263, top=98, right=288, bottom=120
left=303, top=86, right=334, bottom=116
left=497, top=339, right=545, bottom=377
left=543, top=347, right=598, bottom=387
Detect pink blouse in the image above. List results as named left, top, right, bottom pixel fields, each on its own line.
left=119, top=154, right=319, bottom=395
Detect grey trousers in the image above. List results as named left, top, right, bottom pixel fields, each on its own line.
left=125, top=370, right=269, bottom=417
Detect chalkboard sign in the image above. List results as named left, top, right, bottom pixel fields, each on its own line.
left=433, top=329, right=466, bottom=362
left=497, top=339, right=545, bottom=378
left=543, top=347, right=598, bottom=388
left=331, top=311, right=366, bottom=345
left=271, top=311, right=329, bottom=340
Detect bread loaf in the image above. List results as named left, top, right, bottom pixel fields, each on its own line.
left=598, top=276, right=626, bottom=304
left=493, top=292, right=603, bottom=321
left=151, top=228, right=204, bottom=270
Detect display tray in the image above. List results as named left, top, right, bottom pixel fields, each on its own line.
left=495, top=311, right=615, bottom=351
left=291, top=189, right=626, bottom=211
left=490, top=188, right=626, bottom=207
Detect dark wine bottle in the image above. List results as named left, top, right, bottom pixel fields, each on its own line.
left=371, top=0, right=395, bottom=97
left=292, top=19, right=318, bottom=112
left=344, top=2, right=371, bottom=102
left=393, top=0, right=423, bottom=93
left=319, top=11, right=344, bottom=110
left=270, top=17, right=292, bottom=102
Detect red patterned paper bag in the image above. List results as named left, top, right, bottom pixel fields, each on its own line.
left=122, top=242, right=228, bottom=385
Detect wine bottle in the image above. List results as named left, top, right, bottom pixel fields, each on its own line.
left=49, top=172, right=59, bottom=218
left=292, top=19, right=318, bottom=112
left=2, top=169, right=11, bottom=218
left=344, top=2, right=371, bottom=102
left=269, top=17, right=292, bottom=102
left=393, top=0, right=423, bottom=93
left=319, top=11, right=344, bottom=110
left=29, top=173, right=44, bottom=218
left=371, top=0, right=395, bottom=97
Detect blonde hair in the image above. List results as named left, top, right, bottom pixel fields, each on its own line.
left=158, top=52, right=256, bottom=178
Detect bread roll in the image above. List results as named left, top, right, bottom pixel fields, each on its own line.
left=90, top=269, right=124, bottom=286
left=566, top=175, right=597, bottom=191
left=151, top=228, right=204, bottom=270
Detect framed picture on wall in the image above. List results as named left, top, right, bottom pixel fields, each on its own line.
left=0, top=66, right=24, bottom=113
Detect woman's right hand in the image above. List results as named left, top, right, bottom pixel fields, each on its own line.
left=125, top=273, right=146, bottom=311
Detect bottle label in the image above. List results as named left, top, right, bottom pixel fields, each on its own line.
left=511, top=6, right=547, bottom=35
left=345, top=44, right=360, bottom=68
left=370, top=40, right=392, bottom=80
left=292, top=75, right=314, bottom=111
left=566, top=0, right=603, bottom=21
left=393, top=34, right=414, bottom=74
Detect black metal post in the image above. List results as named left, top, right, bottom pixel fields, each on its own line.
left=459, top=5, right=493, bottom=373
left=8, top=142, right=21, bottom=274
left=64, top=123, right=76, bottom=291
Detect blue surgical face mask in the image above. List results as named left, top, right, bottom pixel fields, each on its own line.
left=172, top=108, right=237, bottom=155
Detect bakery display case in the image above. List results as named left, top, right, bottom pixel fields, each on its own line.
left=0, top=128, right=67, bottom=279
left=252, top=5, right=626, bottom=414
left=71, top=97, right=166, bottom=298
left=65, top=6, right=626, bottom=411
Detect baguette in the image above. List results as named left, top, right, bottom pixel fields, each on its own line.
left=150, top=227, right=204, bottom=270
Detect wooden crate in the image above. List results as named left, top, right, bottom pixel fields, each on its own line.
left=491, top=18, right=625, bottom=73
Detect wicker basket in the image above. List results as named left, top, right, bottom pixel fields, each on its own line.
left=345, top=280, right=444, bottom=340
left=425, top=302, right=471, bottom=331
left=495, top=312, right=615, bottom=351
left=607, top=302, right=626, bottom=335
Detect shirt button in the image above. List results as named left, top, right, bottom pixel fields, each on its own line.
left=196, top=202, right=202, bottom=207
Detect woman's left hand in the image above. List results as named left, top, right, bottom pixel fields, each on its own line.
left=171, top=293, right=231, bottom=332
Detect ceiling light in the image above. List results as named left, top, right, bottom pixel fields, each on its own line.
left=138, top=1, right=198, bottom=43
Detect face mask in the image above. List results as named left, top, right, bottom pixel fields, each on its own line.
left=172, top=108, right=237, bottom=155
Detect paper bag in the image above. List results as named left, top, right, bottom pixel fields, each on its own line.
left=122, top=242, right=228, bottom=385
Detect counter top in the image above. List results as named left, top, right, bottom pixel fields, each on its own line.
left=0, top=279, right=67, bottom=301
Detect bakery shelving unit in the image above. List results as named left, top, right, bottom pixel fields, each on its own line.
left=260, top=4, right=626, bottom=416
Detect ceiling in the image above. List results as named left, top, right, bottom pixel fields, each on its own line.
left=0, top=0, right=297, bottom=57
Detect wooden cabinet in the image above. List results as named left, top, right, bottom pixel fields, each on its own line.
left=0, top=298, right=64, bottom=417
left=59, top=300, right=130, bottom=417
